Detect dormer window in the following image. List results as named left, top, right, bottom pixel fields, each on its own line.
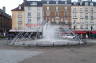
left=85, top=2, right=88, bottom=6
left=47, top=1, right=49, bottom=4
left=80, top=2, right=82, bottom=5
left=90, top=2, right=93, bottom=6
left=30, top=2, right=37, bottom=5
left=56, top=1, right=58, bottom=4
left=73, top=2, right=77, bottom=5
left=65, top=1, right=67, bottom=4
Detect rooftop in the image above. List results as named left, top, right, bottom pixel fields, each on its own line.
left=12, top=0, right=96, bottom=11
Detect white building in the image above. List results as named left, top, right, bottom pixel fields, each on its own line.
left=71, top=1, right=96, bottom=31
left=11, top=1, right=43, bottom=32
left=24, top=1, right=43, bottom=32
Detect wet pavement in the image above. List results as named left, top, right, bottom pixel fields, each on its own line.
left=20, top=46, right=96, bottom=63
left=0, top=49, right=42, bottom=63
left=0, top=39, right=96, bottom=63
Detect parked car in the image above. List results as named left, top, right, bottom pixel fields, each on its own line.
left=62, top=34, right=75, bottom=39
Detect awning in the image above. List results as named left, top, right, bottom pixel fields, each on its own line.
left=73, top=31, right=87, bottom=34
left=91, top=31, right=96, bottom=34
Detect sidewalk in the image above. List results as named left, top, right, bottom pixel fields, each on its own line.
left=83, top=39, right=96, bottom=43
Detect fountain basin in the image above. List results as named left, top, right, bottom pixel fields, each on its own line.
left=10, top=23, right=84, bottom=47
left=11, top=39, right=83, bottom=47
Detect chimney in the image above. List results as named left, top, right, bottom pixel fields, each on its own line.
left=2, top=7, right=6, bottom=13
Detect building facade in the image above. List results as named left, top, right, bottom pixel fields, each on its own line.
left=71, top=1, right=96, bottom=31
left=11, top=1, right=43, bottom=32
left=11, top=5, right=25, bottom=31
left=43, top=4, right=71, bottom=26
left=0, top=8, right=11, bottom=36
left=11, top=0, right=96, bottom=35
left=24, top=1, right=43, bottom=32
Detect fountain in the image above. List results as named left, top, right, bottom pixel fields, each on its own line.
left=10, top=22, right=83, bottom=46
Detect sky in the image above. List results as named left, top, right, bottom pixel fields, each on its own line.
left=0, top=0, right=96, bottom=15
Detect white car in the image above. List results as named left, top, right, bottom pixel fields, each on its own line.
left=62, top=34, right=75, bottom=39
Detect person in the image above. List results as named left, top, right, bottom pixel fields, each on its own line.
left=3, top=32, right=6, bottom=37
left=86, top=34, right=88, bottom=39
left=6, top=33, right=10, bottom=40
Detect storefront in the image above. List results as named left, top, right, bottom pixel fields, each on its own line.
left=73, top=31, right=87, bottom=39
left=73, top=30, right=96, bottom=39
left=89, top=31, right=96, bottom=39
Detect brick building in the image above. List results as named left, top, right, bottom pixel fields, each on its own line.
left=43, top=1, right=71, bottom=27
left=0, top=7, right=12, bottom=36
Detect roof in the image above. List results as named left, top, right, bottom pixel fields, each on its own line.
left=24, top=1, right=43, bottom=7
left=72, top=1, right=96, bottom=6
left=12, top=0, right=96, bottom=11
left=23, top=1, right=71, bottom=6
left=0, top=9, right=11, bottom=18
left=11, top=3, right=24, bottom=11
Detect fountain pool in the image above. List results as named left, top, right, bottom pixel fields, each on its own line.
left=10, top=23, right=83, bottom=46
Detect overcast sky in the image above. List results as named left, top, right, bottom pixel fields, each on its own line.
left=0, top=0, right=96, bottom=15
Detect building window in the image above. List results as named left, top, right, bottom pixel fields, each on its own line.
left=73, top=8, right=76, bottom=13
left=28, top=12, right=31, bottom=17
left=65, top=1, right=67, bottom=4
left=64, top=20, right=68, bottom=24
left=56, top=6, right=59, bottom=11
left=90, top=2, right=93, bottom=6
left=85, top=8, right=88, bottom=12
left=80, top=25, right=83, bottom=29
left=37, top=17, right=41, bottom=21
left=65, top=7, right=67, bottom=10
left=86, top=24, right=88, bottom=29
left=27, top=18, right=31, bottom=24
left=31, top=2, right=37, bottom=5
left=74, top=26, right=76, bottom=30
left=61, top=18, right=63, bottom=22
left=85, top=16, right=88, bottom=20
left=28, top=7, right=31, bottom=11
left=73, top=20, right=76, bottom=24
left=80, top=8, right=83, bottom=13
left=64, top=7, right=67, bottom=18
left=37, top=11, right=41, bottom=21
left=18, top=15, right=22, bottom=29
left=91, top=16, right=93, bottom=20
left=56, top=1, right=58, bottom=4
left=46, top=11, right=50, bottom=16
left=18, top=15, right=22, bottom=24
left=85, top=2, right=88, bottom=6
left=47, top=1, right=49, bottom=4
left=47, top=6, right=49, bottom=10
left=80, top=2, right=82, bottom=5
